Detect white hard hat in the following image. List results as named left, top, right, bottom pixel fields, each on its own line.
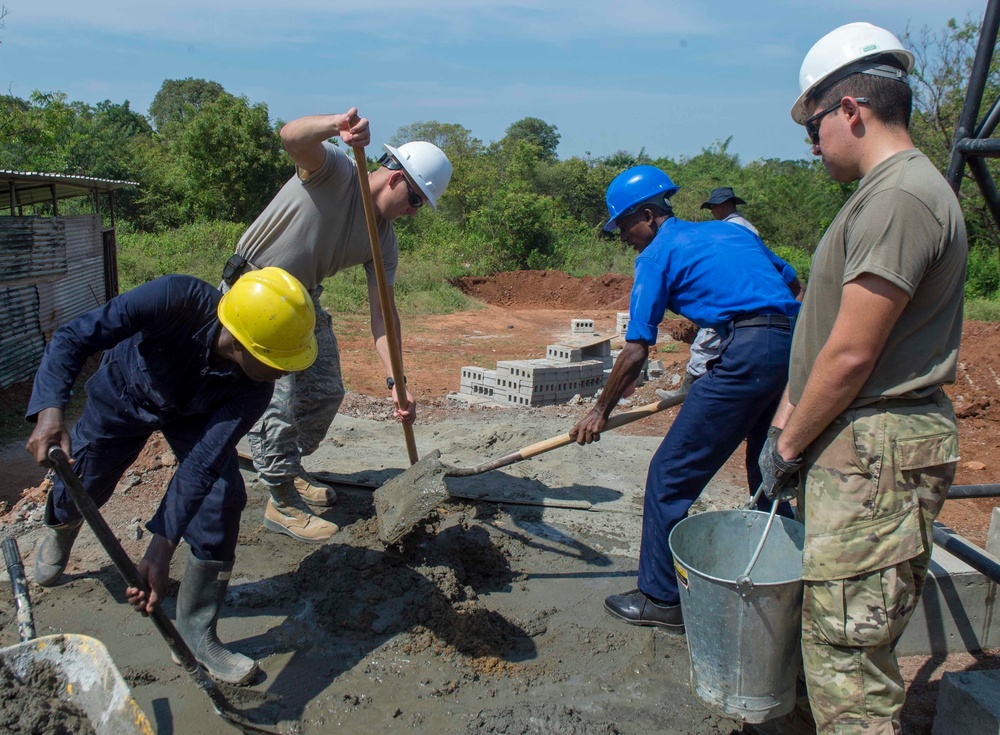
left=382, top=142, right=452, bottom=210
left=791, top=22, right=914, bottom=124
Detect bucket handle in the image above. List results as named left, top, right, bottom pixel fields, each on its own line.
left=736, top=486, right=784, bottom=598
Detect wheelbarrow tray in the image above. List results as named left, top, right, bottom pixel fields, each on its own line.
left=0, top=633, right=154, bottom=735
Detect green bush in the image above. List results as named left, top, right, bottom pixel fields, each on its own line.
left=965, top=246, right=1000, bottom=299
left=117, top=221, right=243, bottom=290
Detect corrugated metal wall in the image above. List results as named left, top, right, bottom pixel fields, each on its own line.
left=0, top=214, right=107, bottom=389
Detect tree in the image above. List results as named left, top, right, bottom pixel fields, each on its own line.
left=176, top=92, right=285, bottom=223
left=149, top=78, right=225, bottom=132
left=904, top=18, right=1000, bottom=250
left=504, top=117, right=560, bottom=161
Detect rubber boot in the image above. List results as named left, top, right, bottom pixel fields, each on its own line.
left=263, top=484, right=339, bottom=543
left=33, top=490, right=84, bottom=587
left=293, top=471, right=337, bottom=507
left=174, top=555, right=259, bottom=686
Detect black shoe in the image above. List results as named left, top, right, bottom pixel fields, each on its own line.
left=604, top=589, right=684, bottom=633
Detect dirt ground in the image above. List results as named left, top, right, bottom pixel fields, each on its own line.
left=0, top=269, right=997, bottom=734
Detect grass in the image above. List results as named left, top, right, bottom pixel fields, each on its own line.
left=965, top=298, right=1000, bottom=322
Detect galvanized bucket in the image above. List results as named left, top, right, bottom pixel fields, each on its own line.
left=668, top=508, right=805, bottom=723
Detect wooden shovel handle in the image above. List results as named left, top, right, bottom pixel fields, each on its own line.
left=349, top=116, right=418, bottom=465
left=519, top=393, right=687, bottom=459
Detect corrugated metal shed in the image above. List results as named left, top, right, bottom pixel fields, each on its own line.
left=0, top=214, right=108, bottom=388
left=1, top=170, right=138, bottom=211
left=1, top=170, right=134, bottom=389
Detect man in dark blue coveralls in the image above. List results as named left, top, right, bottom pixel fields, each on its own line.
left=24, top=267, right=317, bottom=686
left=570, top=166, right=801, bottom=633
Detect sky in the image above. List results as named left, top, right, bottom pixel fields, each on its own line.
left=0, top=1, right=991, bottom=165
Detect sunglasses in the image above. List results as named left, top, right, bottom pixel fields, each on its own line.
left=378, top=153, right=425, bottom=208
left=804, top=97, right=869, bottom=145
left=403, top=177, right=424, bottom=209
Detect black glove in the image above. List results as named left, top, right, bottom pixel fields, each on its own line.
left=758, top=427, right=803, bottom=501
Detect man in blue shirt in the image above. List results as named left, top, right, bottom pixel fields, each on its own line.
left=570, top=166, right=800, bottom=632
left=24, top=267, right=317, bottom=686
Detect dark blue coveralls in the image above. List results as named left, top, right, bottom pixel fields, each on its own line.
left=26, top=275, right=273, bottom=562
left=625, top=219, right=801, bottom=605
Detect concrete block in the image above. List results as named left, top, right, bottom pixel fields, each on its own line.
left=616, top=312, right=630, bottom=335
left=988, top=507, right=1000, bottom=559
left=932, top=670, right=1000, bottom=735
left=547, top=344, right=583, bottom=363
left=580, top=341, right=611, bottom=359
left=571, top=318, right=595, bottom=335
left=648, top=360, right=664, bottom=378
left=461, top=366, right=485, bottom=383
left=896, top=543, right=999, bottom=656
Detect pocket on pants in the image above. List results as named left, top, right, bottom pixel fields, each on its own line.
left=807, top=564, right=916, bottom=648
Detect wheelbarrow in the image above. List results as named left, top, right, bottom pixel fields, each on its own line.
left=0, top=536, right=154, bottom=735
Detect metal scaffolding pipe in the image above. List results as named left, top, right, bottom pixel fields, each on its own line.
left=948, top=484, right=1000, bottom=499
left=933, top=523, right=1000, bottom=584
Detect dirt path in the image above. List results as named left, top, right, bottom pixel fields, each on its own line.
left=0, top=270, right=997, bottom=733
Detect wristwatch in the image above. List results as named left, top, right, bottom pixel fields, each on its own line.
left=386, top=375, right=406, bottom=390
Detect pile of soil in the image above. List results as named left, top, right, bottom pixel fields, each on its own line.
left=0, top=658, right=96, bottom=735
left=454, top=270, right=634, bottom=310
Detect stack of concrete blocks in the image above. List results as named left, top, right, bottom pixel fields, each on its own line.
left=459, top=366, right=497, bottom=399
left=457, top=326, right=617, bottom=408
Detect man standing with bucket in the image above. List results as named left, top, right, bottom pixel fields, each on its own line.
left=758, top=22, right=966, bottom=733
left=570, top=165, right=800, bottom=632
left=224, top=109, right=452, bottom=543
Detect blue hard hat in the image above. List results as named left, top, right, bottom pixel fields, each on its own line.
left=603, top=166, right=679, bottom=232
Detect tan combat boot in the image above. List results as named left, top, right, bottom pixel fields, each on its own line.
left=293, top=471, right=337, bottom=507
left=263, top=484, right=338, bottom=543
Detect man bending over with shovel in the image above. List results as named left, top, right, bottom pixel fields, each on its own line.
left=25, top=267, right=317, bottom=686
left=223, top=109, right=452, bottom=543
left=570, top=166, right=800, bottom=633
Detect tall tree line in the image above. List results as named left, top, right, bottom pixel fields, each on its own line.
left=1, top=15, right=998, bottom=290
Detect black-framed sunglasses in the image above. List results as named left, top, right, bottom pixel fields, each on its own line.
left=403, top=177, right=424, bottom=209
left=804, top=97, right=869, bottom=145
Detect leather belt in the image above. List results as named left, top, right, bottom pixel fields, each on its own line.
left=732, top=314, right=792, bottom=329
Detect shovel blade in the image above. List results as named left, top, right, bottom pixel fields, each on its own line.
left=374, top=450, right=451, bottom=545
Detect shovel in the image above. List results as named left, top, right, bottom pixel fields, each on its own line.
left=48, top=447, right=281, bottom=735
left=374, top=391, right=687, bottom=544
left=349, top=115, right=418, bottom=466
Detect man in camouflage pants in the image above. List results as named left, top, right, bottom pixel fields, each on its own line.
left=757, top=23, right=967, bottom=734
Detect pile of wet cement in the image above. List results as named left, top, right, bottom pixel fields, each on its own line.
left=0, top=658, right=97, bottom=734
left=295, top=515, right=548, bottom=666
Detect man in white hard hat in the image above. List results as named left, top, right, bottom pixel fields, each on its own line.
left=758, top=22, right=967, bottom=734
left=223, top=109, right=453, bottom=543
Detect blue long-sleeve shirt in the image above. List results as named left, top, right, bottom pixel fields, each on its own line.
left=27, top=275, right=273, bottom=543
left=625, top=218, right=801, bottom=345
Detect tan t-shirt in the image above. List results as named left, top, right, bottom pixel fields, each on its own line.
left=236, top=142, right=398, bottom=291
left=789, top=149, right=967, bottom=406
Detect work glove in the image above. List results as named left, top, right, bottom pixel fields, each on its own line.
left=758, top=427, right=803, bottom=502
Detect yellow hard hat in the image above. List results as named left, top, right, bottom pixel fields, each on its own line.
left=218, top=267, right=318, bottom=372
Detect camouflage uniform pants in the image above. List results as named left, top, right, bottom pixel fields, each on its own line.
left=246, top=286, right=345, bottom=487
left=797, top=392, right=958, bottom=735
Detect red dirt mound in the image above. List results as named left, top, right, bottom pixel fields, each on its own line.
left=454, top=270, right=634, bottom=310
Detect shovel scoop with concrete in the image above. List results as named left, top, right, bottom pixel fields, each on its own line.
left=374, top=392, right=687, bottom=544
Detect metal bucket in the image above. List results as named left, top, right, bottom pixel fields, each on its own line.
left=668, top=509, right=805, bottom=723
